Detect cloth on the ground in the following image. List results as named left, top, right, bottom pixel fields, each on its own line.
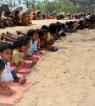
left=11, top=53, right=43, bottom=74
left=0, top=80, right=37, bottom=105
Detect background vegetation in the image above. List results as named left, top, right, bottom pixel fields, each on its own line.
left=0, top=0, right=95, bottom=13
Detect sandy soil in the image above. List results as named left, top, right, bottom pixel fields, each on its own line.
left=1, top=19, right=95, bottom=106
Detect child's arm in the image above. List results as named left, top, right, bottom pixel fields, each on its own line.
left=11, top=71, right=27, bottom=84
left=0, top=80, right=10, bottom=90
left=18, top=76, right=27, bottom=84
left=14, top=59, right=25, bottom=73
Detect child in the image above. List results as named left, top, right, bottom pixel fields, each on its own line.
left=11, top=36, right=37, bottom=72
left=26, top=29, right=40, bottom=59
left=41, top=25, right=54, bottom=45
left=38, top=29, right=58, bottom=51
left=21, top=13, right=32, bottom=26
left=49, top=23, right=58, bottom=40
left=38, top=29, right=48, bottom=48
left=13, top=11, right=20, bottom=25
left=59, top=23, right=66, bottom=37
left=27, top=29, right=38, bottom=53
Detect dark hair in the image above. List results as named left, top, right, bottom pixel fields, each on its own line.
left=55, top=22, right=62, bottom=32
left=27, top=29, right=37, bottom=37
left=60, top=32, right=66, bottom=37
left=79, top=20, right=84, bottom=24
left=41, top=25, right=49, bottom=31
left=49, top=23, right=57, bottom=34
left=5, top=11, right=10, bottom=15
left=0, top=42, right=14, bottom=53
left=66, top=21, right=74, bottom=27
left=13, top=36, right=30, bottom=49
left=38, top=29, right=48, bottom=39
left=61, top=23, right=65, bottom=28
left=15, top=11, right=19, bottom=16
left=0, top=59, right=5, bottom=70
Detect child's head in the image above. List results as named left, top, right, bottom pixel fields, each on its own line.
left=13, top=36, right=30, bottom=52
left=5, top=11, right=10, bottom=16
left=41, top=25, right=49, bottom=31
left=27, top=29, right=38, bottom=40
left=38, top=29, right=48, bottom=41
left=61, top=23, right=65, bottom=29
left=0, top=42, right=14, bottom=62
left=0, top=59, right=5, bottom=75
left=55, top=22, right=62, bottom=32
left=15, top=11, right=19, bottom=16
left=49, top=23, right=57, bottom=35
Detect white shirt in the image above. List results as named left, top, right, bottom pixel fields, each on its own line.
left=0, top=56, right=13, bottom=82
left=29, top=40, right=37, bottom=52
left=1, top=12, right=7, bottom=20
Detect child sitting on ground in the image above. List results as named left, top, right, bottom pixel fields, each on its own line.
left=13, top=11, right=20, bottom=25
left=21, top=13, right=32, bottom=26
left=11, top=36, right=37, bottom=73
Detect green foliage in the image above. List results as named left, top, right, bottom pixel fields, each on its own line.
left=34, top=1, right=95, bottom=14
left=1, top=0, right=95, bottom=13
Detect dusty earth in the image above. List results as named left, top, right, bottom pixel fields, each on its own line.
left=0, top=19, right=95, bottom=106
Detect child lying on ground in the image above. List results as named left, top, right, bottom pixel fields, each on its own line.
left=26, top=29, right=41, bottom=55
left=11, top=36, right=37, bottom=73
left=0, top=43, right=27, bottom=96
left=41, top=25, right=54, bottom=45
left=38, top=29, right=58, bottom=51
left=49, top=23, right=57, bottom=41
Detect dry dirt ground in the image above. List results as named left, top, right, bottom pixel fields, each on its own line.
left=0, top=19, right=95, bottom=106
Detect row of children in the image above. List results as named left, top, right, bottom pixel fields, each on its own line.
left=0, top=22, right=64, bottom=96
left=1, top=19, right=93, bottom=96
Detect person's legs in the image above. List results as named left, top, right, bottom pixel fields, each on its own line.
left=6, top=32, right=18, bottom=39
left=1, top=33, right=14, bottom=42
left=5, top=19, right=10, bottom=27
left=0, top=21, right=4, bottom=28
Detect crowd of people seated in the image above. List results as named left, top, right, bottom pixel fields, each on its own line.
left=0, top=10, right=32, bottom=28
